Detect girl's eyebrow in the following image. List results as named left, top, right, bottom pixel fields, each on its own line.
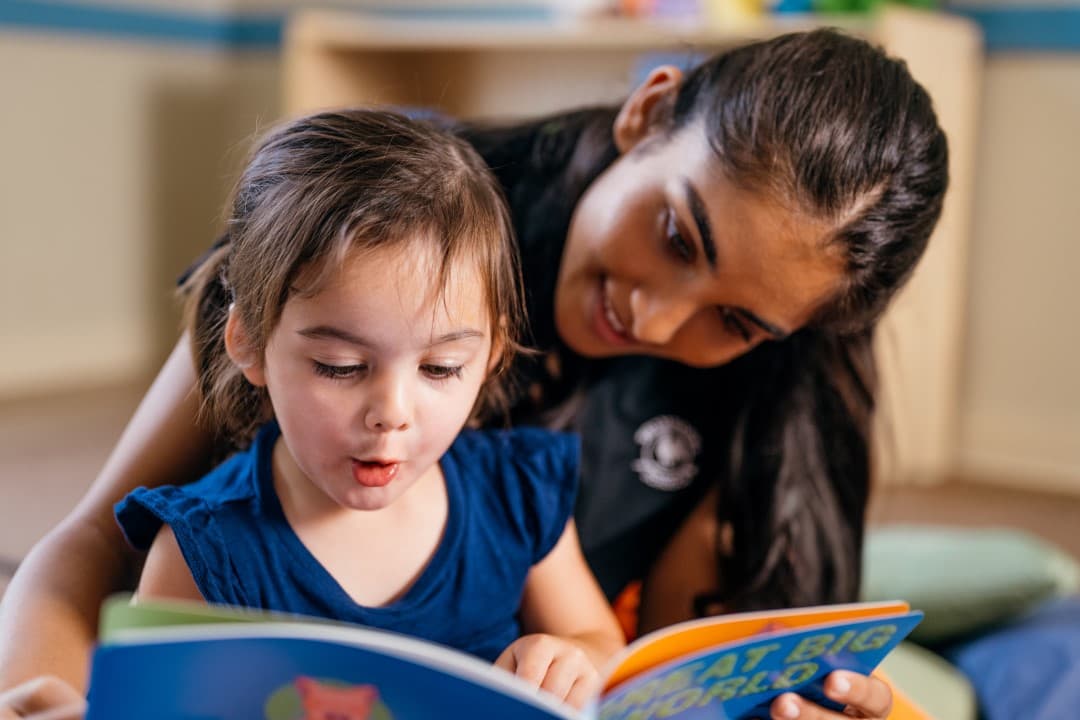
left=428, top=329, right=485, bottom=346
left=298, top=326, right=484, bottom=348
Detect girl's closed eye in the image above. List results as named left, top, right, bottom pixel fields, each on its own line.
left=313, top=361, right=367, bottom=380
left=421, top=364, right=464, bottom=382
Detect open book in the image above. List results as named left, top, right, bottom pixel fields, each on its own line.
left=85, top=596, right=921, bottom=720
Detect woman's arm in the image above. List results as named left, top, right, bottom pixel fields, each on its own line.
left=0, top=333, right=215, bottom=695
left=495, top=520, right=625, bottom=709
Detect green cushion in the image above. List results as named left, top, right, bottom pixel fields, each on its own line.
left=861, top=525, right=1080, bottom=644
left=879, top=641, right=977, bottom=720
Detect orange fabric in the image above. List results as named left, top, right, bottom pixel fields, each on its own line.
left=611, top=581, right=642, bottom=642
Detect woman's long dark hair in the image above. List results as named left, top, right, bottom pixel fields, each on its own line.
left=463, top=28, right=947, bottom=611
left=671, top=29, right=948, bottom=609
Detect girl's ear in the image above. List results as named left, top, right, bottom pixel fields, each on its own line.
left=613, top=65, right=684, bottom=154
left=224, top=306, right=267, bottom=387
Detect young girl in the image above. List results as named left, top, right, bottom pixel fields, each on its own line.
left=112, top=109, right=624, bottom=710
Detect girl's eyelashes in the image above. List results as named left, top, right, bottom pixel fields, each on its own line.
left=664, top=208, right=695, bottom=264
left=313, top=361, right=367, bottom=380
left=719, top=308, right=752, bottom=343
left=421, top=364, right=464, bottom=382
left=313, top=360, right=464, bottom=382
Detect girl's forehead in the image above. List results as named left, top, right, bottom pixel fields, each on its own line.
left=331, top=241, right=491, bottom=320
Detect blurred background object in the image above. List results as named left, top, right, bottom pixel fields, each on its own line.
left=0, top=2, right=1078, bottom=714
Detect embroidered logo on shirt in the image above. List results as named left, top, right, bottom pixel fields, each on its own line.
left=631, top=415, right=701, bottom=491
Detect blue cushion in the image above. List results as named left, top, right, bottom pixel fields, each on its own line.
left=942, top=596, right=1080, bottom=720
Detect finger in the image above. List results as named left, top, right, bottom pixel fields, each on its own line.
left=770, top=692, right=804, bottom=720
left=770, top=692, right=845, bottom=720
left=514, top=640, right=557, bottom=688
left=770, top=689, right=881, bottom=720
left=494, top=645, right=518, bottom=674
left=565, top=672, right=602, bottom=710
left=538, top=650, right=592, bottom=701
left=825, top=671, right=892, bottom=718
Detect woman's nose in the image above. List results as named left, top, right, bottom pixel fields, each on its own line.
left=364, top=373, right=412, bottom=432
left=629, top=286, right=698, bottom=346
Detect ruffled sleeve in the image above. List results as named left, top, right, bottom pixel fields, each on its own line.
left=115, top=483, right=252, bottom=607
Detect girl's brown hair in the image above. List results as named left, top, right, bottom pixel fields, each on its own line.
left=182, top=109, right=525, bottom=445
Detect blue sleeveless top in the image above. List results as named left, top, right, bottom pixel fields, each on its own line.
left=115, top=422, right=579, bottom=662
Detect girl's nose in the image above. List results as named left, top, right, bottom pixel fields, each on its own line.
left=629, top=286, right=698, bottom=346
left=364, top=373, right=411, bottom=432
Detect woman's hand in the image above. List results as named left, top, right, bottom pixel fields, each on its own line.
left=495, top=633, right=601, bottom=710
left=768, top=671, right=892, bottom=720
left=0, top=676, right=86, bottom=720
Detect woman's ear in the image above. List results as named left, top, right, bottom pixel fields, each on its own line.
left=613, top=65, right=684, bottom=153
left=224, top=306, right=267, bottom=387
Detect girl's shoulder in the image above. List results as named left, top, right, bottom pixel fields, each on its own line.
left=450, top=426, right=579, bottom=479
left=448, top=427, right=579, bottom=563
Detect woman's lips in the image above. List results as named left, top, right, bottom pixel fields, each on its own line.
left=593, top=277, right=633, bottom=346
left=351, top=460, right=400, bottom=488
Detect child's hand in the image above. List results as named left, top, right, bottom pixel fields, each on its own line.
left=494, top=633, right=601, bottom=710
left=768, top=671, right=892, bottom=720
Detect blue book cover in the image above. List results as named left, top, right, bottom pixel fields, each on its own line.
left=85, top=597, right=920, bottom=720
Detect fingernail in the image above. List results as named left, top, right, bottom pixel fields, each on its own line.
left=779, top=697, right=800, bottom=719
left=832, top=674, right=851, bottom=696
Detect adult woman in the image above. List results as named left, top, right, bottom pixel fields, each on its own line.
left=0, top=28, right=946, bottom=720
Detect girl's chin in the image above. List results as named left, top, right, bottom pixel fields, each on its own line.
left=340, top=494, right=394, bottom=512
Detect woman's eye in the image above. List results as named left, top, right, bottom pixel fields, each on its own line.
left=719, top=308, right=752, bottom=342
left=422, top=364, right=464, bottom=381
left=665, top=210, right=695, bottom=264
left=313, top=362, right=366, bottom=380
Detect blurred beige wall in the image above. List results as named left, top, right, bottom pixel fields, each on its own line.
left=956, top=54, right=1080, bottom=492
left=0, top=29, right=279, bottom=396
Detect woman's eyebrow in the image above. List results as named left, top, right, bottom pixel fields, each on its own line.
left=682, top=180, right=790, bottom=339
left=684, top=180, right=717, bottom=270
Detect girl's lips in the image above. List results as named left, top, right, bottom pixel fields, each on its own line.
left=593, top=277, right=633, bottom=347
left=351, top=460, right=400, bottom=488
